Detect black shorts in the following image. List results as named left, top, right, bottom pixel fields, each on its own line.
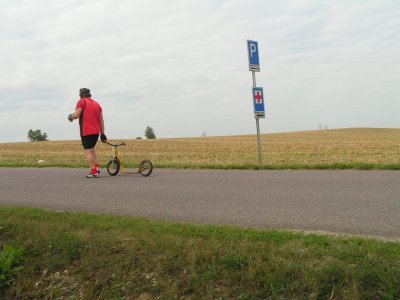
left=81, top=134, right=99, bottom=150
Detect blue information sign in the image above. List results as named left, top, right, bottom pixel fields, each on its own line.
left=252, top=87, right=265, bottom=118
left=247, top=40, right=260, bottom=72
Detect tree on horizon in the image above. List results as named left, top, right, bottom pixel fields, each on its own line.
left=28, top=129, right=48, bottom=142
left=144, top=126, right=156, bottom=139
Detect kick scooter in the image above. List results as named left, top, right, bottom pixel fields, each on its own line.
left=104, top=142, right=153, bottom=177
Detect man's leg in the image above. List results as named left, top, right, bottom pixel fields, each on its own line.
left=85, top=148, right=97, bottom=170
left=82, top=134, right=100, bottom=177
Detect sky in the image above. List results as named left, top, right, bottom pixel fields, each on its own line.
left=0, top=0, right=399, bottom=142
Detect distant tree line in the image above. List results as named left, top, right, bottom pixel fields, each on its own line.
left=27, top=127, right=155, bottom=141
left=28, top=129, right=48, bottom=142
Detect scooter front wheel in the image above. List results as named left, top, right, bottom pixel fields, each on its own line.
left=107, top=159, right=120, bottom=176
left=138, top=160, right=153, bottom=177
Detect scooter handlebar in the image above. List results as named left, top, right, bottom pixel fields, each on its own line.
left=104, top=141, right=126, bottom=147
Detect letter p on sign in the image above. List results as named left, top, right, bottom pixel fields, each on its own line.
left=250, top=44, right=257, bottom=57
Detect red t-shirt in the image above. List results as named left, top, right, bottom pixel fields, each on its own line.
left=75, top=98, right=102, bottom=137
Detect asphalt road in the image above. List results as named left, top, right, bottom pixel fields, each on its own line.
left=0, top=168, right=399, bottom=239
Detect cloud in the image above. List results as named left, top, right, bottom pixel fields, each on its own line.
left=0, top=0, right=399, bottom=142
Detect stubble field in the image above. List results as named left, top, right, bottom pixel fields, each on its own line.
left=0, top=128, right=399, bottom=170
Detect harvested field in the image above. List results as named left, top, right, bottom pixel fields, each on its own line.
left=0, top=128, right=399, bottom=169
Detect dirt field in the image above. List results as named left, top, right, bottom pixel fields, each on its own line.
left=1, top=128, right=399, bottom=169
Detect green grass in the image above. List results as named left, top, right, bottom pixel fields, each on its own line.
left=1, top=205, right=399, bottom=299
left=0, top=244, right=24, bottom=294
left=153, top=162, right=400, bottom=170
left=1, top=159, right=399, bottom=171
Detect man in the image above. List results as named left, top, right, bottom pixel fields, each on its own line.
left=68, top=88, right=107, bottom=178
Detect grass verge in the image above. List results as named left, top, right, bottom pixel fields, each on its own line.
left=0, top=160, right=399, bottom=171
left=153, top=162, right=400, bottom=170
left=1, top=205, right=399, bottom=299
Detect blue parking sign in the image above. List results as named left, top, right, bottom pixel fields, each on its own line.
left=252, top=87, right=265, bottom=117
left=247, top=40, right=260, bottom=72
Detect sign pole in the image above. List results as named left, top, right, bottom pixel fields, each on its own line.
left=256, top=119, right=262, bottom=164
left=252, top=71, right=262, bottom=165
left=247, top=40, right=264, bottom=166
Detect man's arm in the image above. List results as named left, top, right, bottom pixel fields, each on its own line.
left=99, top=111, right=107, bottom=142
left=100, top=111, right=105, bottom=133
left=68, top=108, right=83, bottom=122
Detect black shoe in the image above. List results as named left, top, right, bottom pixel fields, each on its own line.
left=86, top=172, right=99, bottom=178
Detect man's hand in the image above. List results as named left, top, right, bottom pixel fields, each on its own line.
left=68, top=114, right=73, bottom=122
left=100, top=133, right=107, bottom=143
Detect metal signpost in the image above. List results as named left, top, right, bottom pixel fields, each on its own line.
left=247, top=40, right=264, bottom=165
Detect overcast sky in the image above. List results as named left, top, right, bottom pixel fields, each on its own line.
left=0, top=0, right=399, bottom=142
